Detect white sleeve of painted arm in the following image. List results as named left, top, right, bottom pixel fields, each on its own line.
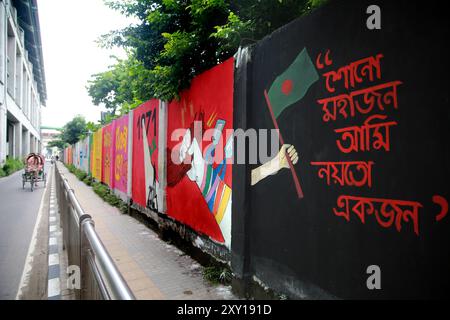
left=251, top=157, right=280, bottom=186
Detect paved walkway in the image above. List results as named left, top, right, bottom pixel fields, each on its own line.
left=56, top=162, right=235, bottom=300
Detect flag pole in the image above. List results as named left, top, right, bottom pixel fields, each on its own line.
left=264, top=90, right=304, bottom=199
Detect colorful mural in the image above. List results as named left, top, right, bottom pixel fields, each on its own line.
left=167, top=58, right=234, bottom=247
left=58, top=0, right=449, bottom=300
left=132, top=100, right=160, bottom=210
left=66, top=146, right=73, bottom=165
left=80, top=137, right=90, bottom=174
left=88, top=134, right=93, bottom=176
left=113, top=115, right=129, bottom=194
left=232, top=0, right=450, bottom=299
left=73, top=143, right=79, bottom=168
left=251, top=48, right=316, bottom=198
left=91, top=128, right=103, bottom=181
left=102, top=123, right=115, bottom=188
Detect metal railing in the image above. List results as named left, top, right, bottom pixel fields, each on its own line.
left=54, top=163, right=135, bottom=300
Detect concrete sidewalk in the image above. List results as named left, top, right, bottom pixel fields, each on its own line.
left=56, top=162, right=235, bottom=300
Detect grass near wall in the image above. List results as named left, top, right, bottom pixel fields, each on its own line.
left=65, top=163, right=128, bottom=213
left=202, top=264, right=233, bottom=285
left=0, top=158, right=25, bottom=177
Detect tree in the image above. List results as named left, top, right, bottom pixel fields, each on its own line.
left=98, top=0, right=232, bottom=101
left=59, top=115, right=88, bottom=145
left=47, top=139, right=66, bottom=150
left=88, top=0, right=328, bottom=114
left=87, top=57, right=143, bottom=117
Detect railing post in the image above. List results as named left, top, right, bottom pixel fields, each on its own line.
left=54, top=163, right=135, bottom=300
left=79, top=214, right=93, bottom=300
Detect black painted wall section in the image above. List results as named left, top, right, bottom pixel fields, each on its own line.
left=232, top=0, right=450, bottom=299
left=231, top=47, right=253, bottom=291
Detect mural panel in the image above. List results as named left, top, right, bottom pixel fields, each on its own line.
left=73, top=142, right=80, bottom=169
left=113, top=115, right=129, bottom=194
left=67, top=146, right=73, bottom=165
left=80, top=137, right=90, bottom=173
left=239, top=0, right=449, bottom=299
left=88, top=134, right=93, bottom=176
left=132, top=100, right=160, bottom=210
left=102, top=123, right=115, bottom=187
left=167, top=58, right=234, bottom=247
left=91, top=128, right=103, bottom=181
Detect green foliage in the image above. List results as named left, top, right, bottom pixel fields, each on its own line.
left=75, top=170, right=88, bottom=181
left=210, top=12, right=252, bottom=57
left=60, top=115, right=88, bottom=145
left=66, top=164, right=88, bottom=181
left=92, top=181, right=128, bottom=213
left=92, top=181, right=110, bottom=199
left=66, top=164, right=76, bottom=173
left=65, top=163, right=129, bottom=214
left=0, top=158, right=25, bottom=177
left=88, top=0, right=328, bottom=113
left=47, top=139, right=66, bottom=150
left=83, top=175, right=94, bottom=186
left=87, top=56, right=150, bottom=123
left=91, top=0, right=231, bottom=102
left=203, top=264, right=233, bottom=285
left=87, top=57, right=137, bottom=116
left=230, top=0, right=314, bottom=41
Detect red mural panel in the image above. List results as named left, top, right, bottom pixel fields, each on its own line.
left=166, top=58, right=234, bottom=247
left=102, top=122, right=115, bottom=188
left=132, top=100, right=159, bottom=209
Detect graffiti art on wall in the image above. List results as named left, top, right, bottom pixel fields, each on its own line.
left=251, top=48, right=318, bottom=198
left=167, top=58, right=234, bottom=247
left=312, top=50, right=442, bottom=235
left=241, top=0, right=450, bottom=299
left=73, top=143, right=79, bottom=168
left=91, top=128, right=103, bottom=181
left=66, top=146, right=73, bottom=165
left=102, top=123, right=115, bottom=188
left=82, top=137, right=90, bottom=174
left=113, top=115, right=129, bottom=194
left=132, top=99, right=160, bottom=211
left=89, top=134, right=93, bottom=176
left=75, top=137, right=90, bottom=173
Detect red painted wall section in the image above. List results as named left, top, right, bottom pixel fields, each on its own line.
left=132, top=99, right=160, bottom=210
left=166, top=57, right=234, bottom=247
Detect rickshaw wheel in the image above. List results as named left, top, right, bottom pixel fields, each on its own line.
left=30, top=176, right=34, bottom=192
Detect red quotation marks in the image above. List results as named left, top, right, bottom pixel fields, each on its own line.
left=433, top=195, right=448, bottom=222
left=316, top=49, right=333, bottom=70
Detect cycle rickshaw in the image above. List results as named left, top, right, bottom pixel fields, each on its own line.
left=22, top=153, right=46, bottom=191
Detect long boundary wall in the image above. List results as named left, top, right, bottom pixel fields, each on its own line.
left=63, top=0, right=449, bottom=299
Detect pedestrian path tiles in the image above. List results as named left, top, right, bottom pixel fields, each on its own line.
left=47, top=176, right=61, bottom=300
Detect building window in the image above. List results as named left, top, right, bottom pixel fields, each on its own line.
left=0, top=3, right=5, bottom=83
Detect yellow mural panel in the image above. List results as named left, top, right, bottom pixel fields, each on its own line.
left=92, top=128, right=103, bottom=181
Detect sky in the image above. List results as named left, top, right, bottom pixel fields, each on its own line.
left=38, top=0, right=136, bottom=128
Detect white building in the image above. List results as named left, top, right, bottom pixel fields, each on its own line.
left=0, top=0, right=46, bottom=164
left=41, top=126, right=60, bottom=158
